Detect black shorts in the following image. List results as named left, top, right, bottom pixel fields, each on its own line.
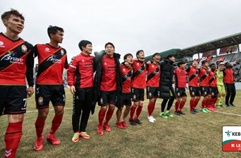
left=175, top=88, right=187, bottom=98
left=189, top=86, right=201, bottom=97
left=0, top=86, right=27, bottom=115
left=35, top=85, right=65, bottom=109
left=146, top=86, right=160, bottom=99
left=121, top=93, right=132, bottom=107
left=131, top=88, right=144, bottom=102
left=210, top=87, right=219, bottom=97
left=99, top=91, right=117, bottom=106
left=200, top=86, right=211, bottom=97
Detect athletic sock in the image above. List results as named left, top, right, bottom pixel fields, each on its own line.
left=5, top=122, right=23, bottom=158
left=134, top=105, right=143, bottom=120
left=129, top=106, right=137, bottom=121
left=175, top=101, right=180, bottom=111
left=148, top=103, right=155, bottom=116
left=35, top=117, right=45, bottom=138
left=194, top=99, right=199, bottom=108
left=180, top=101, right=186, bottom=111
left=50, top=115, right=63, bottom=135
left=202, top=99, right=206, bottom=109
left=98, top=109, right=106, bottom=126
left=104, top=109, right=114, bottom=124
left=190, top=99, right=195, bottom=111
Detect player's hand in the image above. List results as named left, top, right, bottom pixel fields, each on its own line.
left=70, top=86, right=76, bottom=95
left=124, top=62, right=130, bottom=67
left=27, top=86, right=34, bottom=98
left=134, top=58, right=138, bottom=61
left=146, top=60, right=151, bottom=65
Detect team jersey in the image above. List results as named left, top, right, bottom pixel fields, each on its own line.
left=131, top=60, right=146, bottom=89
left=199, top=67, right=209, bottom=86
left=216, top=70, right=224, bottom=86
left=146, top=63, right=160, bottom=87
left=223, top=68, right=234, bottom=84
left=67, top=53, right=94, bottom=88
left=174, top=67, right=187, bottom=88
left=209, top=70, right=217, bottom=87
left=120, top=64, right=133, bottom=93
left=34, top=44, right=68, bottom=85
left=186, top=66, right=199, bottom=87
left=100, top=55, right=116, bottom=91
left=0, top=33, right=33, bottom=86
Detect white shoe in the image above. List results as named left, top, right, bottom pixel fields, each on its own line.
left=150, top=116, right=156, bottom=121
left=147, top=116, right=155, bottom=123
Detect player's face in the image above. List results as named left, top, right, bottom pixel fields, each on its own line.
left=204, top=62, right=209, bottom=67
left=169, top=56, right=175, bottom=62
left=180, top=64, right=186, bottom=69
left=51, top=30, right=64, bottom=43
left=3, top=15, right=24, bottom=34
left=137, top=51, right=145, bottom=59
left=125, top=55, right=133, bottom=64
left=211, top=65, right=217, bottom=71
left=83, top=44, right=92, bottom=54
left=192, top=61, right=198, bottom=67
left=219, top=65, right=225, bottom=70
left=153, top=55, right=161, bottom=63
left=105, top=44, right=115, bottom=56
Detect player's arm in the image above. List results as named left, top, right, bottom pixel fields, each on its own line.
left=185, top=65, right=190, bottom=72
left=26, top=45, right=34, bottom=97
left=64, top=56, right=69, bottom=69
left=67, top=57, right=78, bottom=94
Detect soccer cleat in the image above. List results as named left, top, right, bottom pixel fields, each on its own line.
left=116, top=122, right=124, bottom=129
left=97, top=125, right=104, bottom=135
left=230, top=104, right=236, bottom=107
left=207, top=107, right=215, bottom=112
left=226, top=104, right=231, bottom=107
left=221, top=104, right=226, bottom=108
left=179, top=111, right=186, bottom=115
left=103, top=123, right=111, bottom=132
left=165, top=111, right=174, bottom=117
left=159, top=112, right=164, bottom=117
left=147, top=116, right=155, bottom=123
left=72, top=132, right=80, bottom=142
left=193, top=109, right=199, bottom=113
left=200, top=109, right=208, bottom=113
left=80, top=132, right=90, bottom=139
left=129, top=120, right=137, bottom=126
left=34, top=136, right=43, bottom=151
left=213, top=105, right=218, bottom=109
left=46, top=133, right=61, bottom=145
left=150, top=116, right=156, bottom=121
left=204, top=108, right=211, bottom=113
left=216, top=104, right=221, bottom=108
left=174, top=111, right=180, bottom=116
left=190, top=110, right=196, bottom=114
left=134, top=119, right=142, bottom=124
left=121, top=121, right=129, bottom=128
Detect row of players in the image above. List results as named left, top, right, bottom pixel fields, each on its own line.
left=0, top=9, right=237, bottom=158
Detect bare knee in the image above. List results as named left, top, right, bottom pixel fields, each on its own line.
left=38, top=108, right=49, bottom=120
left=8, top=114, right=24, bottom=123
left=109, top=104, right=115, bottom=111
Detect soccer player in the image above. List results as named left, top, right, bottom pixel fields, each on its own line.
left=33, top=26, right=68, bottom=151
left=94, top=42, right=122, bottom=135
left=208, top=63, right=218, bottom=111
left=67, top=40, right=94, bottom=142
left=174, top=61, right=187, bottom=115
left=216, top=62, right=226, bottom=107
left=0, top=9, right=34, bottom=158
left=199, top=61, right=211, bottom=113
left=159, top=54, right=175, bottom=118
left=146, top=53, right=161, bottom=122
left=186, top=60, right=201, bottom=114
left=224, top=62, right=236, bottom=107
left=116, top=53, right=133, bottom=128
left=129, top=50, right=146, bottom=125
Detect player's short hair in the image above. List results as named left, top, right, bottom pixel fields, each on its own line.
left=105, top=42, right=115, bottom=49
left=47, top=25, right=64, bottom=38
left=1, top=9, right=24, bottom=21
left=192, top=60, right=199, bottom=64
left=202, top=60, right=208, bottom=65
left=136, top=50, right=144, bottom=57
left=210, top=63, right=216, bottom=67
left=178, top=61, right=186, bottom=67
left=152, top=53, right=160, bottom=58
left=124, top=53, right=133, bottom=60
left=78, top=40, right=92, bottom=51
left=166, top=54, right=174, bottom=59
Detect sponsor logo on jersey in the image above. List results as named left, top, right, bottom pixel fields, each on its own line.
left=47, top=54, right=62, bottom=64
left=0, top=41, right=5, bottom=47
left=0, top=51, right=24, bottom=64
left=60, top=49, right=64, bottom=55
left=21, top=45, right=27, bottom=53
left=45, top=47, right=50, bottom=52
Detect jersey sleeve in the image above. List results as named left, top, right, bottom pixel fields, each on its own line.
left=32, top=45, right=38, bottom=58
left=185, top=65, right=190, bottom=72
left=67, top=56, right=78, bottom=86
left=26, top=44, right=34, bottom=86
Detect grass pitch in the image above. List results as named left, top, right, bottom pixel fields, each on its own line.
left=1, top=89, right=241, bottom=158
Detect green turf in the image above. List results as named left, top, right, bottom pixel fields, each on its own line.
left=1, top=89, right=241, bottom=158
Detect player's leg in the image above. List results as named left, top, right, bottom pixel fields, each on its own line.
left=116, top=106, right=124, bottom=128
left=229, top=84, right=236, bottom=107
left=147, top=97, right=156, bottom=123
left=179, top=94, right=187, bottom=115
left=225, top=84, right=231, bottom=107
left=205, top=95, right=212, bottom=113
left=103, top=103, right=115, bottom=131
left=165, top=97, right=174, bottom=117
left=129, top=88, right=139, bottom=125
left=193, top=96, right=200, bottom=113
left=161, top=99, right=169, bottom=117
left=134, top=89, right=144, bottom=124
left=189, top=87, right=196, bottom=113
left=72, top=94, right=82, bottom=142
left=216, top=86, right=222, bottom=107
left=97, top=91, right=108, bottom=135
left=121, top=104, right=131, bottom=127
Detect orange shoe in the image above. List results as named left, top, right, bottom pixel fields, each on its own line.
left=34, top=136, right=43, bottom=151
left=104, top=123, right=111, bottom=132
left=116, top=122, right=124, bottom=129
left=121, top=121, right=129, bottom=128
left=97, top=125, right=104, bottom=135
left=46, top=133, right=61, bottom=145
left=72, top=132, right=80, bottom=143
left=80, top=132, right=90, bottom=139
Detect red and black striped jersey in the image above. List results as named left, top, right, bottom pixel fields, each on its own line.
left=147, top=63, right=160, bottom=87
left=0, top=33, right=33, bottom=86
left=223, top=68, right=234, bottom=84
left=67, top=53, right=94, bottom=88
left=199, top=67, right=209, bottom=86
left=120, top=64, right=133, bottom=93
left=131, top=60, right=146, bottom=89
left=186, top=66, right=199, bottom=87
left=209, top=70, right=217, bottom=87
left=174, top=67, right=187, bottom=88
left=100, top=55, right=117, bottom=91
left=34, top=44, right=68, bottom=85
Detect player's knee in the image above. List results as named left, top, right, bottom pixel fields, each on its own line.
left=109, top=104, right=115, bottom=111
left=101, top=106, right=107, bottom=111
left=10, top=114, right=24, bottom=123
